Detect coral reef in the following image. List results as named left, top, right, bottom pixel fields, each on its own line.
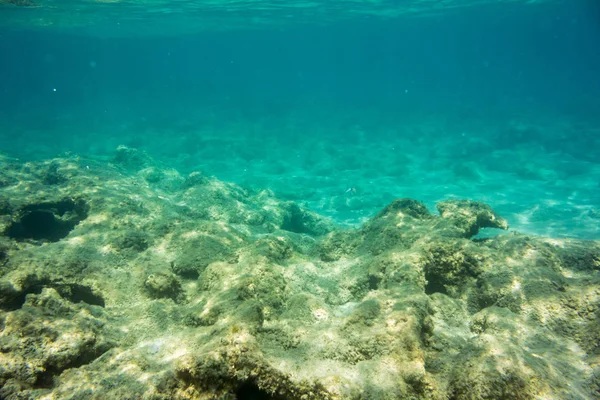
left=0, top=149, right=598, bottom=399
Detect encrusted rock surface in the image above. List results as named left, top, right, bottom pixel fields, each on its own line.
left=0, top=150, right=598, bottom=399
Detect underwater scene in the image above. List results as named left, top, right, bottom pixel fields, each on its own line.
left=0, top=0, right=599, bottom=398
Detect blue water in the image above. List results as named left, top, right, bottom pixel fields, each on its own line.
left=1, top=0, right=599, bottom=238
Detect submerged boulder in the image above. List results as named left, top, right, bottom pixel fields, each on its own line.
left=437, top=199, right=509, bottom=238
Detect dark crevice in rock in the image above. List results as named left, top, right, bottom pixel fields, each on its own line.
left=0, top=275, right=49, bottom=311
left=368, top=274, right=381, bottom=290
left=54, top=283, right=105, bottom=307
left=5, top=198, right=88, bottom=242
left=424, top=272, right=448, bottom=295
left=280, top=202, right=332, bottom=236
left=0, top=279, right=104, bottom=311
left=41, top=162, right=67, bottom=185
left=34, top=343, right=113, bottom=389
left=0, top=196, right=11, bottom=214
left=33, top=368, right=56, bottom=389
left=0, top=244, right=7, bottom=263
left=281, top=203, right=313, bottom=235
left=235, top=381, right=281, bottom=400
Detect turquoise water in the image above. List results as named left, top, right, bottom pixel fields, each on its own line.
left=1, top=0, right=599, bottom=239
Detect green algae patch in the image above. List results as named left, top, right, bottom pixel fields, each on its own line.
left=0, top=151, right=598, bottom=399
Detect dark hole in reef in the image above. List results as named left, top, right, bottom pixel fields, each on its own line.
left=0, top=281, right=105, bottom=311
left=6, top=199, right=88, bottom=242
left=178, top=269, right=200, bottom=280
left=368, top=274, right=381, bottom=290
left=281, top=203, right=312, bottom=235
left=55, top=283, right=105, bottom=307
left=34, top=341, right=113, bottom=389
left=424, top=272, right=448, bottom=295
left=281, top=214, right=306, bottom=234
left=0, top=283, right=46, bottom=311
left=235, top=381, right=281, bottom=400
left=34, top=369, right=56, bottom=389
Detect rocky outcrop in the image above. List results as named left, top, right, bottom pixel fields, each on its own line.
left=0, top=151, right=598, bottom=399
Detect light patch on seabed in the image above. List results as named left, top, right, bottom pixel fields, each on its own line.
left=312, top=307, right=329, bottom=321
left=543, top=238, right=566, bottom=248
left=181, top=230, right=200, bottom=240
left=150, top=237, right=172, bottom=257
left=66, top=236, right=85, bottom=245
left=99, top=244, right=115, bottom=255
left=85, top=214, right=108, bottom=225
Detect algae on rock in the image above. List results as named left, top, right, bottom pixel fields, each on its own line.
left=0, top=151, right=598, bottom=400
